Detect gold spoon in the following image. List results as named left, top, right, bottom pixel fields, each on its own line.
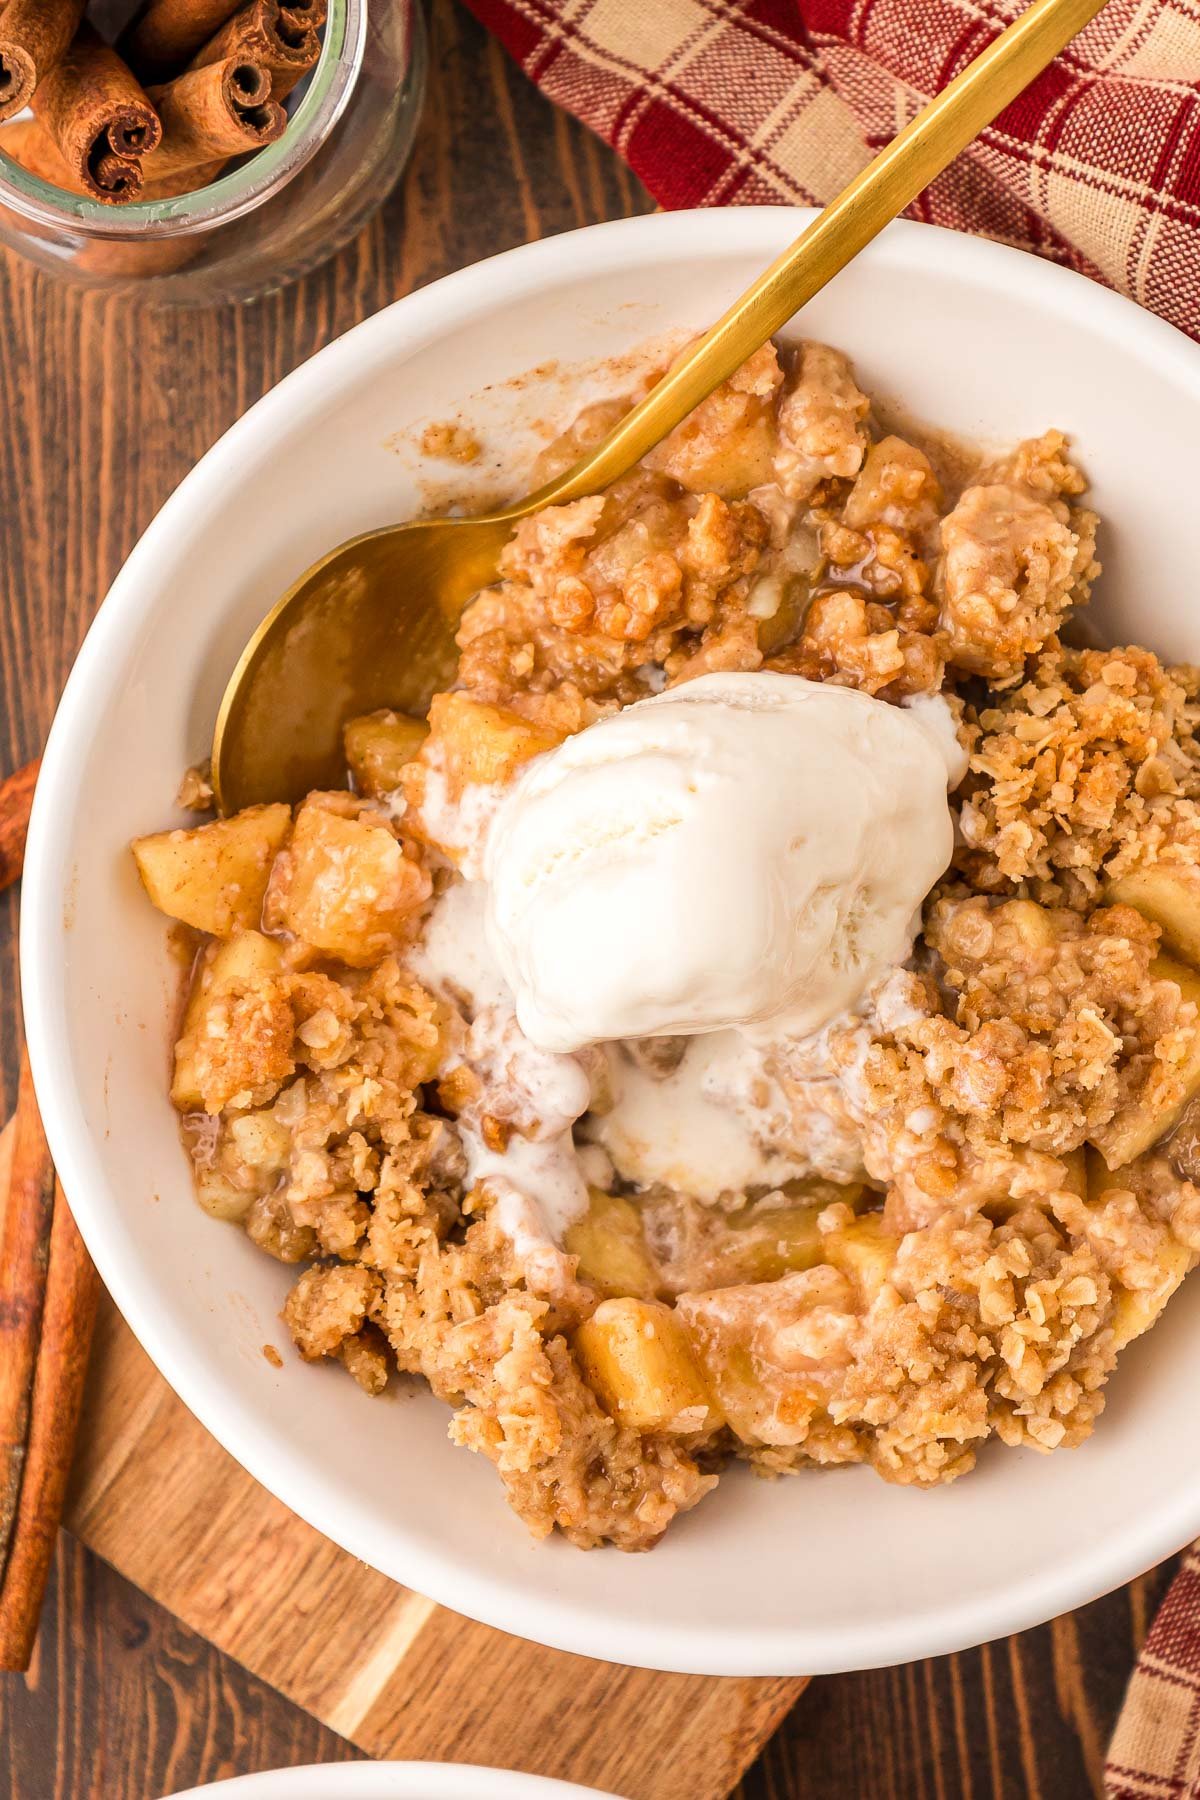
left=213, top=0, right=1108, bottom=814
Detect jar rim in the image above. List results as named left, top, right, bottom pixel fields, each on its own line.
left=0, top=0, right=365, bottom=239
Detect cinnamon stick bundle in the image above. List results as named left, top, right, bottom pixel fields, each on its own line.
left=121, top=0, right=245, bottom=83
left=31, top=23, right=162, bottom=202
left=189, top=0, right=319, bottom=100
left=0, top=0, right=86, bottom=124
left=0, top=758, right=37, bottom=894
left=144, top=56, right=283, bottom=177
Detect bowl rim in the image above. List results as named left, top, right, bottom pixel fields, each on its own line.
left=22, top=206, right=1200, bottom=1678
left=166, top=1761, right=622, bottom=1799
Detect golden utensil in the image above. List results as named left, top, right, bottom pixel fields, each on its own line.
left=213, top=0, right=1108, bottom=813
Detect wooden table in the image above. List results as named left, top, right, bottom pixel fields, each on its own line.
left=0, top=3, right=1175, bottom=1793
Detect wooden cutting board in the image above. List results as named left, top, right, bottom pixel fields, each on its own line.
left=0, top=1118, right=806, bottom=1795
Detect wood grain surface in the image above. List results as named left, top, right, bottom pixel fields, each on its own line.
left=0, top=1, right=1170, bottom=1795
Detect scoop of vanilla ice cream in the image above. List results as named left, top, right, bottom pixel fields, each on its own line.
left=483, top=671, right=958, bottom=1054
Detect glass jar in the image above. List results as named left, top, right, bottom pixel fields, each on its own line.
left=0, top=0, right=424, bottom=302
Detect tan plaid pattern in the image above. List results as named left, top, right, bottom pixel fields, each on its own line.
left=1108, top=1546, right=1200, bottom=1798
left=463, top=0, right=1200, bottom=337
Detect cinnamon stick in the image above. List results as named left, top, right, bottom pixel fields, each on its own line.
left=0, top=0, right=86, bottom=125
left=142, top=152, right=226, bottom=196
left=279, top=0, right=326, bottom=40
left=0, top=1051, right=57, bottom=1578
left=0, top=1177, right=99, bottom=1672
left=0, top=758, right=37, bottom=895
left=0, top=116, right=74, bottom=185
left=144, top=57, right=283, bottom=177
left=1, top=115, right=222, bottom=200
left=31, top=23, right=163, bottom=203
left=189, top=0, right=319, bottom=100
left=121, top=0, right=246, bottom=83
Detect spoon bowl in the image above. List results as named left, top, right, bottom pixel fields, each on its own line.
left=212, top=514, right=510, bottom=812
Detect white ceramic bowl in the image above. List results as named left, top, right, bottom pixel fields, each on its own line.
left=23, top=210, right=1200, bottom=1678
left=167, top=1763, right=621, bottom=1799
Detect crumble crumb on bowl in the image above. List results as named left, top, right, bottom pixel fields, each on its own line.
left=131, top=339, right=1200, bottom=1550
left=420, top=420, right=483, bottom=465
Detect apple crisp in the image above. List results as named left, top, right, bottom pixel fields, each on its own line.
left=134, top=339, right=1200, bottom=1549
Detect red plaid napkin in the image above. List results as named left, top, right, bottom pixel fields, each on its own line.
left=460, top=0, right=1200, bottom=339
left=1107, top=1548, right=1200, bottom=1798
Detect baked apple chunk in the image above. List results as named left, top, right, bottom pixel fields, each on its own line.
left=171, top=929, right=287, bottom=1113
left=1090, top=955, right=1200, bottom=1169
left=424, top=692, right=562, bottom=791
left=344, top=709, right=428, bottom=797
left=565, top=1190, right=660, bottom=1301
left=267, top=794, right=430, bottom=965
left=1085, top=1151, right=1197, bottom=1347
left=573, top=1298, right=722, bottom=1435
left=133, top=803, right=291, bottom=937
left=1105, top=864, right=1200, bottom=968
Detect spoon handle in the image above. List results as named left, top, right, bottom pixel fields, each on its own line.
left=519, top=0, right=1107, bottom=515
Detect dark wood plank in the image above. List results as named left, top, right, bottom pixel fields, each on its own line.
left=0, top=0, right=1175, bottom=1793
left=0, top=1536, right=363, bottom=1800
left=736, top=1563, right=1177, bottom=1800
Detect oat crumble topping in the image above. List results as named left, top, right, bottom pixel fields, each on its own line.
left=132, top=340, right=1200, bottom=1549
